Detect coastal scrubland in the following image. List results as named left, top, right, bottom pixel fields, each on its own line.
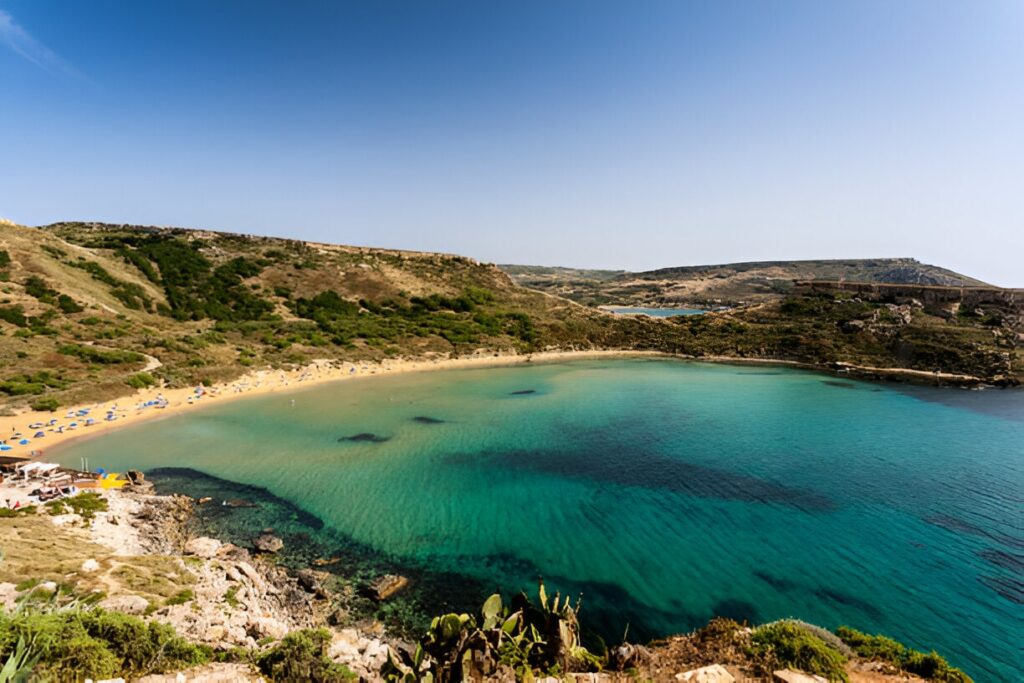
left=0, top=221, right=1019, bottom=416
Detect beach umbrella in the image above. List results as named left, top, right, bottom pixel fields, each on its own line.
left=0, top=445, right=11, bottom=451
left=47, top=418, right=57, bottom=425
left=18, top=439, right=30, bottom=445
left=34, top=432, right=45, bottom=438
left=29, top=422, right=43, bottom=429
left=85, top=419, right=95, bottom=425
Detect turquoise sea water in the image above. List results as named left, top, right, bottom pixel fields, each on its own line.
left=607, top=307, right=706, bottom=317
left=53, top=360, right=1023, bottom=680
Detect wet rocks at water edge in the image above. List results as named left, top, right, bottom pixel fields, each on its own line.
left=295, top=568, right=331, bottom=598
left=253, top=530, right=284, bottom=554
left=367, top=573, right=409, bottom=600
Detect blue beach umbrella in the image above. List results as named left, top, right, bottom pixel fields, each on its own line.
left=34, top=432, right=45, bottom=438
left=0, top=445, right=11, bottom=451
left=18, top=439, right=30, bottom=445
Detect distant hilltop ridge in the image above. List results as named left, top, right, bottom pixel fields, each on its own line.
left=501, top=258, right=991, bottom=308
left=41, top=220, right=476, bottom=262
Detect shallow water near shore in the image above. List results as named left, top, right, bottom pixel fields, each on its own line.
left=53, top=359, right=1023, bottom=680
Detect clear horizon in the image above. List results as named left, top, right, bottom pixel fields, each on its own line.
left=2, top=1, right=1022, bottom=285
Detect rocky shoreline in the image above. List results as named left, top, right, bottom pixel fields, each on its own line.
left=0, top=482, right=976, bottom=682
left=108, top=484, right=402, bottom=680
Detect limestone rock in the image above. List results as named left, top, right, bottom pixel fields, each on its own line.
left=81, top=558, right=100, bottom=573
left=676, top=664, right=735, bottom=682
left=100, top=594, right=150, bottom=615
left=235, top=562, right=267, bottom=592
left=253, top=532, right=283, bottom=554
left=216, top=543, right=250, bottom=562
left=184, top=537, right=223, bottom=559
left=0, top=582, right=18, bottom=610
left=247, top=615, right=289, bottom=640
left=774, top=671, right=828, bottom=683
left=362, top=638, right=390, bottom=670
left=328, top=632, right=361, bottom=661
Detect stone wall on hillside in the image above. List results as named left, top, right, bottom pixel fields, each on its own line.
left=793, top=280, right=1022, bottom=315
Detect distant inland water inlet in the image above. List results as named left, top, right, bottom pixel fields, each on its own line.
left=52, top=359, right=1023, bottom=680
left=605, top=307, right=707, bottom=317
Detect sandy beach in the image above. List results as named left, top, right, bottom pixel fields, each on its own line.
left=0, top=349, right=664, bottom=460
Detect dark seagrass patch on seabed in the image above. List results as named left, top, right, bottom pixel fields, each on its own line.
left=752, top=570, right=800, bottom=592
left=925, top=514, right=1024, bottom=550
left=466, top=447, right=835, bottom=512
left=979, top=575, right=1024, bottom=605
left=509, top=389, right=537, bottom=395
left=412, top=416, right=445, bottom=424
left=977, top=549, right=1024, bottom=573
left=339, top=432, right=391, bottom=443
left=822, top=380, right=859, bottom=389
left=813, top=587, right=883, bottom=619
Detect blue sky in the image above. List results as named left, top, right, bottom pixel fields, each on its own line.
left=1, top=1, right=1021, bottom=284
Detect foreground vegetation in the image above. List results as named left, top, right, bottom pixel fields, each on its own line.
left=0, top=602, right=210, bottom=680
left=0, top=571, right=974, bottom=682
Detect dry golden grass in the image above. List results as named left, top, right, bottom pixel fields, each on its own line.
left=0, top=513, right=193, bottom=603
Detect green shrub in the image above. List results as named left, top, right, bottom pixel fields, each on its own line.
left=0, top=305, right=27, bottom=327
left=0, top=250, right=10, bottom=268
left=29, top=397, right=60, bottom=412
left=836, top=627, right=972, bottom=683
left=57, top=294, right=84, bottom=313
left=23, top=276, right=56, bottom=302
left=256, top=629, right=355, bottom=682
left=66, top=492, right=108, bottom=521
left=0, top=607, right=211, bottom=680
left=58, top=344, right=144, bottom=365
left=126, top=372, right=156, bottom=389
left=0, top=381, right=45, bottom=396
left=69, top=259, right=153, bottom=311
left=164, top=589, right=194, bottom=606
left=749, top=621, right=848, bottom=682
